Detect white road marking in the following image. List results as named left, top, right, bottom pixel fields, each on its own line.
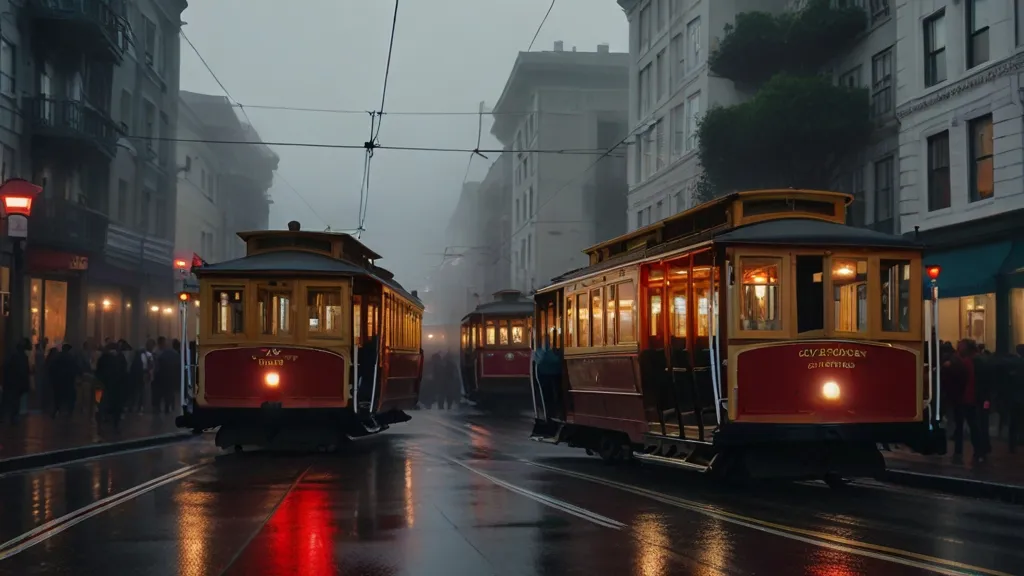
left=0, top=462, right=206, bottom=561
left=448, top=458, right=625, bottom=530
left=522, top=459, right=1007, bottom=576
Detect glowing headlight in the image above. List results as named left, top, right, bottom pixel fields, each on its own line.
left=822, top=381, right=840, bottom=400
left=265, top=372, right=280, bottom=387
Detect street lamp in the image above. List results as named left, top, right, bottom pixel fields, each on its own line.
left=925, top=264, right=941, bottom=429
left=0, top=178, right=42, bottom=351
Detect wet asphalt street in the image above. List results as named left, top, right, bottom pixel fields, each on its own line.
left=0, top=410, right=1022, bottom=575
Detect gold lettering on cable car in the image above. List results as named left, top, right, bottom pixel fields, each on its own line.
left=798, top=347, right=863, bottom=370
left=250, top=348, right=299, bottom=365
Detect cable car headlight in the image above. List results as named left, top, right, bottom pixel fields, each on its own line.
left=822, top=381, right=840, bottom=400
left=265, top=371, right=280, bottom=388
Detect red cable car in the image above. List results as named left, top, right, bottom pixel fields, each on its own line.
left=460, top=290, right=534, bottom=409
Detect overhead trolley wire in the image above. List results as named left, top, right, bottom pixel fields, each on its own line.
left=179, top=29, right=331, bottom=230
left=527, top=0, right=557, bottom=52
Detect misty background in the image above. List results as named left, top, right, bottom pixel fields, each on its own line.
left=177, top=0, right=629, bottom=292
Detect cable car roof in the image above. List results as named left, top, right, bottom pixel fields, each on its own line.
left=714, top=217, right=920, bottom=249
left=195, top=250, right=422, bottom=306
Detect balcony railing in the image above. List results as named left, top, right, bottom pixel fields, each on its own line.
left=106, top=223, right=174, bottom=272
left=28, top=97, right=120, bottom=158
left=28, top=0, right=123, bottom=61
left=29, top=196, right=109, bottom=256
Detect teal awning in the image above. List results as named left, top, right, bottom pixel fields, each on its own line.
left=1001, top=241, right=1024, bottom=289
left=923, top=241, right=1013, bottom=299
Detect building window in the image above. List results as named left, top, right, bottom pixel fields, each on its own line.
left=685, top=92, right=701, bottom=151
left=874, top=156, right=894, bottom=224
left=846, top=164, right=865, bottom=227
left=870, top=0, right=890, bottom=23
left=637, top=209, right=645, bottom=228
left=639, top=3, right=651, bottom=51
left=0, top=38, right=14, bottom=97
left=643, top=127, right=655, bottom=179
left=966, top=0, right=990, bottom=69
left=655, top=119, right=666, bottom=171
left=839, top=66, right=860, bottom=88
left=640, top=64, right=652, bottom=116
left=671, top=34, right=684, bottom=85
left=514, top=197, right=519, bottom=226
left=927, top=131, right=950, bottom=211
left=1, top=145, right=14, bottom=182
left=119, top=89, right=132, bottom=133
left=924, top=11, right=947, bottom=88
left=117, top=179, right=128, bottom=223
left=1018, top=0, right=1024, bottom=46
left=656, top=200, right=664, bottom=221
left=656, top=49, right=667, bottom=101
left=527, top=187, right=533, bottom=217
left=686, top=17, right=701, bottom=71
left=871, top=48, right=893, bottom=117
left=671, top=103, right=685, bottom=157
left=969, top=114, right=994, bottom=202
left=657, top=0, right=667, bottom=32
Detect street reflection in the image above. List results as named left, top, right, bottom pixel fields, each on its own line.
left=174, top=485, right=212, bottom=576
left=633, top=512, right=670, bottom=576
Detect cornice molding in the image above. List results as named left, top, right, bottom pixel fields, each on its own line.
left=895, top=52, right=1024, bottom=120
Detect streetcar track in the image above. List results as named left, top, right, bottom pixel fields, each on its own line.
left=0, top=460, right=208, bottom=561
left=521, top=459, right=1011, bottom=576
left=446, top=457, right=626, bottom=530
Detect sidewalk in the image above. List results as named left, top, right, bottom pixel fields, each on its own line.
left=883, top=437, right=1024, bottom=503
left=0, top=412, right=191, bottom=474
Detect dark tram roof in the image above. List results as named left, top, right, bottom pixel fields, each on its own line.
left=546, top=217, right=921, bottom=286
left=196, top=250, right=422, bottom=306
left=714, top=218, right=921, bottom=249
left=462, top=290, right=534, bottom=321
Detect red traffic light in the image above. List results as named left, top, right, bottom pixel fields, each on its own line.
left=174, top=259, right=188, bottom=270
left=178, top=292, right=190, bottom=302
left=926, top=265, right=941, bottom=281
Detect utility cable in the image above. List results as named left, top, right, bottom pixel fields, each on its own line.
left=227, top=103, right=585, bottom=117
left=179, top=29, right=328, bottom=224
left=527, top=0, right=557, bottom=51
left=360, top=0, right=401, bottom=235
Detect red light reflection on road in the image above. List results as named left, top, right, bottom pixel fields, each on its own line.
left=234, top=483, right=337, bottom=575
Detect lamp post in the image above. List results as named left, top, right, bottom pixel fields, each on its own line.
left=0, top=179, right=42, bottom=352
left=926, top=265, right=941, bottom=428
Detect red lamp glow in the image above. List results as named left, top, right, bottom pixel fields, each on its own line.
left=174, top=258, right=188, bottom=270
left=0, top=179, right=42, bottom=217
left=926, top=266, right=941, bottom=281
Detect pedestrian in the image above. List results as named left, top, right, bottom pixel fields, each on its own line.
left=96, top=342, right=126, bottom=430
left=0, top=338, right=32, bottom=424
left=154, top=337, right=180, bottom=414
left=428, top=352, right=443, bottom=409
left=127, top=341, right=147, bottom=413
left=441, top=350, right=459, bottom=410
left=949, top=339, right=987, bottom=464
left=52, top=344, right=79, bottom=417
left=33, top=338, right=48, bottom=413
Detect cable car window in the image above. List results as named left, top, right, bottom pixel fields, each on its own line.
left=591, top=289, right=604, bottom=346
left=258, top=285, right=293, bottom=336
left=353, top=296, right=362, bottom=343
left=499, top=319, right=510, bottom=345
left=577, top=293, right=590, bottom=347
left=565, top=296, right=575, bottom=347
left=880, top=259, right=912, bottom=332
left=796, top=256, right=825, bottom=333
left=606, top=284, right=617, bottom=345
left=511, top=319, right=525, bottom=344
left=669, top=263, right=688, bottom=338
left=617, top=281, right=636, bottom=344
left=485, top=320, right=497, bottom=345
left=307, top=287, right=344, bottom=335
left=693, top=265, right=714, bottom=338
left=832, top=258, right=868, bottom=333
left=739, top=258, right=782, bottom=331
left=213, top=288, right=244, bottom=334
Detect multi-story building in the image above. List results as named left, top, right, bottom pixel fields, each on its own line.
left=824, top=0, right=900, bottom=234
left=491, top=42, right=629, bottom=292
left=0, top=0, right=187, bottom=351
left=477, top=151, right=513, bottom=297
left=174, top=90, right=278, bottom=265
left=619, top=0, right=791, bottom=230
left=895, top=0, right=1024, bottom=352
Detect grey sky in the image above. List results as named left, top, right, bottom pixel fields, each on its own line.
left=179, top=0, right=628, bottom=289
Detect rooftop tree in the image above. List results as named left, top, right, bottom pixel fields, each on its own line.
left=695, top=0, right=870, bottom=203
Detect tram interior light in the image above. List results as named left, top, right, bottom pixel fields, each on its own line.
left=265, top=371, right=280, bottom=387
left=822, top=381, right=841, bottom=401
left=150, top=305, right=159, bottom=312
left=926, top=266, right=941, bottom=281
left=162, top=307, right=173, bottom=315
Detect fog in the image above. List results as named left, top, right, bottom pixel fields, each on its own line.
left=178, top=0, right=628, bottom=291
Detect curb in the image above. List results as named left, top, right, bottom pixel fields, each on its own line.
left=0, top=431, right=195, bottom=475
left=881, top=468, right=1024, bottom=505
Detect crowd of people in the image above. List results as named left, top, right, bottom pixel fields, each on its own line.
left=0, top=336, right=185, bottom=430
left=419, top=350, right=460, bottom=409
left=937, top=339, right=1024, bottom=463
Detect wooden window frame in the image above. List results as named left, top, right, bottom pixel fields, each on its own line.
left=302, top=280, right=350, bottom=343
left=562, top=269, right=642, bottom=357
left=202, top=282, right=248, bottom=342
left=255, top=281, right=296, bottom=342
left=732, top=251, right=790, bottom=340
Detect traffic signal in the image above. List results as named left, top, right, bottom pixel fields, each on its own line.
left=178, top=291, right=190, bottom=303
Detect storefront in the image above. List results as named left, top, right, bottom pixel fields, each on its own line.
left=923, top=239, right=1024, bottom=353
left=25, top=248, right=88, bottom=349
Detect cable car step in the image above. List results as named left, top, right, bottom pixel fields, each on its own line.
left=633, top=452, right=711, bottom=472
